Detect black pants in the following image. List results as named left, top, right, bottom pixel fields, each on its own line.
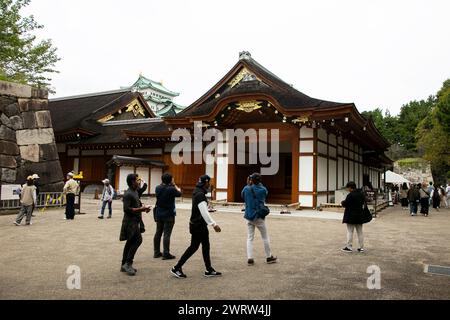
left=65, top=193, right=75, bottom=219
left=122, top=232, right=143, bottom=265
left=154, top=218, right=175, bottom=255
left=175, top=229, right=212, bottom=271
left=420, top=198, right=429, bottom=214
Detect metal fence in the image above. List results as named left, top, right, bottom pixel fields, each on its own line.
left=0, top=192, right=66, bottom=210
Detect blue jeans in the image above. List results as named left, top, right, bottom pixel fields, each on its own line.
left=100, top=201, right=112, bottom=216
left=409, top=202, right=418, bottom=215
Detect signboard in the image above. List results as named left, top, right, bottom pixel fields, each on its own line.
left=1, top=184, right=22, bottom=200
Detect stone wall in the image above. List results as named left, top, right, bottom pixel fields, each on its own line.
left=394, top=158, right=433, bottom=184
left=0, top=80, right=64, bottom=192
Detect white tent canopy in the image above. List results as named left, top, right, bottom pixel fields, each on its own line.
left=384, top=170, right=410, bottom=184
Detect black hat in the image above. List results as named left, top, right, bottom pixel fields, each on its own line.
left=198, top=175, right=211, bottom=185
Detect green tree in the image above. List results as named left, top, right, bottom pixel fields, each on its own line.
left=397, top=97, right=434, bottom=150
left=0, top=0, right=59, bottom=90
left=416, top=80, right=450, bottom=185
left=435, top=79, right=450, bottom=134
left=361, top=108, right=398, bottom=144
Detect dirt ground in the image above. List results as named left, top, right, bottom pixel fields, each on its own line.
left=0, top=197, right=449, bottom=300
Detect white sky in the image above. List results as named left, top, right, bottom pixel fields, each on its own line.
left=25, top=0, right=450, bottom=115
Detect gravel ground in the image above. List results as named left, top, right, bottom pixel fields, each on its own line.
left=0, top=197, right=449, bottom=300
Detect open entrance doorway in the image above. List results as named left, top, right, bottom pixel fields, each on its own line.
left=232, top=140, right=293, bottom=204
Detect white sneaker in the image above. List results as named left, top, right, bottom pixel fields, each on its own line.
left=13, top=221, right=20, bottom=226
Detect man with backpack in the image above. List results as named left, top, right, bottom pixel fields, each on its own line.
left=241, top=173, right=277, bottom=266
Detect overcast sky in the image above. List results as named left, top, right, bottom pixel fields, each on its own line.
left=25, top=0, right=450, bottom=115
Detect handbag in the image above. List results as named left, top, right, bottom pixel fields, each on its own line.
left=250, top=186, right=270, bottom=219
left=362, top=198, right=373, bottom=224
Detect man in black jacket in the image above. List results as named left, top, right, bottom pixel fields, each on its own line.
left=341, top=181, right=366, bottom=253
left=170, top=175, right=222, bottom=278
left=120, top=174, right=151, bottom=276
left=154, top=173, right=182, bottom=260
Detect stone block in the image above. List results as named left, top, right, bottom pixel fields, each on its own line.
left=30, top=99, right=48, bottom=111
left=19, top=144, right=40, bottom=162
left=31, top=88, right=49, bottom=99
left=39, top=143, right=59, bottom=161
left=4, top=103, right=19, bottom=117
left=16, top=128, right=55, bottom=146
left=0, top=80, right=32, bottom=98
left=0, top=140, right=19, bottom=156
left=9, top=115, right=23, bottom=130
left=0, top=113, right=11, bottom=127
left=21, top=111, right=37, bottom=129
left=0, top=125, right=16, bottom=141
left=18, top=98, right=30, bottom=112
left=35, top=110, right=52, bottom=128
left=0, top=154, right=17, bottom=169
left=0, top=168, right=16, bottom=183
left=0, top=96, right=17, bottom=113
left=21, top=160, right=63, bottom=185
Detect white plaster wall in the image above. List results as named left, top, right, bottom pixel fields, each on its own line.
left=338, top=157, right=343, bottom=188
left=216, top=156, right=228, bottom=189
left=300, top=127, right=314, bottom=138
left=150, top=168, right=163, bottom=194
left=299, top=156, right=314, bottom=192
left=318, top=128, right=327, bottom=141
left=119, top=166, right=134, bottom=194
left=299, top=140, right=314, bottom=153
left=299, top=195, right=313, bottom=207
left=317, top=195, right=328, bottom=206
left=329, top=159, right=337, bottom=191
left=317, top=156, right=328, bottom=192
left=318, top=142, right=327, bottom=155
left=216, top=192, right=228, bottom=201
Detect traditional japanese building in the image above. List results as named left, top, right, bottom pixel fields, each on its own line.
left=49, top=52, right=392, bottom=207
left=130, top=75, right=185, bottom=117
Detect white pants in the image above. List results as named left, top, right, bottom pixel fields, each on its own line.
left=346, top=224, right=364, bottom=249
left=247, top=219, right=272, bottom=259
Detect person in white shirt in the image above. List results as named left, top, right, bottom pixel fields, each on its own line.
left=171, top=175, right=222, bottom=279
left=98, top=179, right=115, bottom=219
left=14, top=176, right=37, bottom=226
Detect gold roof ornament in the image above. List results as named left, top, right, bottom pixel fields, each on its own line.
left=126, top=99, right=146, bottom=117
left=98, top=114, right=115, bottom=123
left=292, top=115, right=309, bottom=124
left=236, top=100, right=263, bottom=113
left=228, top=68, right=259, bottom=88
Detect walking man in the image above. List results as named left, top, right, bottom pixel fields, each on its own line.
left=63, top=172, right=80, bottom=220
left=120, top=174, right=151, bottom=276
left=14, top=176, right=37, bottom=226
left=341, top=181, right=366, bottom=253
left=419, top=182, right=430, bottom=217
left=154, top=173, right=182, bottom=260
left=98, top=178, right=115, bottom=219
left=241, top=173, right=277, bottom=266
left=407, top=183, right=420, bottom=216
left=171, top=175, right=222, bottom=278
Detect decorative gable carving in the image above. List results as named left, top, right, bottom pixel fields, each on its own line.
left=97, top=99, right=151, bottom=124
